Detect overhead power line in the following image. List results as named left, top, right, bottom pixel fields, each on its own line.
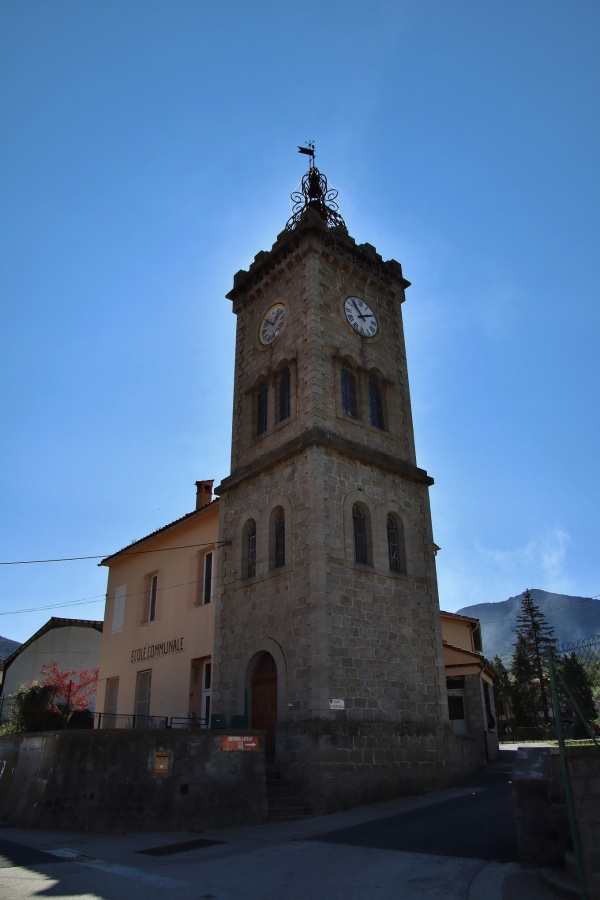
left=0, top=572, right=210, bottom=617
left=0, top=541, right=229, bottom=566
left=0, top=595, right=107, bottom=617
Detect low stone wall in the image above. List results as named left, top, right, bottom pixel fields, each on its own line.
left=280, top=720, right=481, bottom=814
left=0, top=729, right=267, bottom=832
left=567, top=747, right=600, bottom=900
left=511, top=747, right=568, bottom=866
left=512, top=745, right=600, bottom=900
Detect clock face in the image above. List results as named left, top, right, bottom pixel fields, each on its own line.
left=343, top=296, right=378, bottom=337
left=259, top=304, right=286, bottom=345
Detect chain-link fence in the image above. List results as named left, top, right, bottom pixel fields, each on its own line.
left=553, top=635, right=600, bottom=742
left=498, top=635, right=600, bottom=744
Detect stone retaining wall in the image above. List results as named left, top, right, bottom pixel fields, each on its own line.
left=567, top=747, right=600, bottom=900
left=0, top=729, right=267, bottom=832
left=512, top=745, right=600, bottom=900
left=282, top=719, right=482, bottom=813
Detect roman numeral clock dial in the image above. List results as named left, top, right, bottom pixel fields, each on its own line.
left=343, top=296, right=378, bottom=337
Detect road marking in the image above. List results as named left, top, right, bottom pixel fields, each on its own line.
left=50, top=849, right=196, bottom=888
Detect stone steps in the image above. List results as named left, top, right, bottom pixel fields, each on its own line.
left=265, top=770, right=313, bottom=822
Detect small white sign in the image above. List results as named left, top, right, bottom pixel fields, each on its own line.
left=329, top=698, right=345, bottom=710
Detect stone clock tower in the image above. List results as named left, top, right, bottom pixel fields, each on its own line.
left=214, top=151, right=468, bottom=810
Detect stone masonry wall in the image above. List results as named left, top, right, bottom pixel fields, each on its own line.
left=0, top=729, right=267, bottom=832
left=512, top=746, right=600, bottom=900
left=213, top=441, right=480, bottom=808
left=227, top=218, right=417, bottom=477
left=284, top=719, right=482, bottom=814
left=568, top=747, right=600, bottom=900
left=216, top=445, right=447, bottom=729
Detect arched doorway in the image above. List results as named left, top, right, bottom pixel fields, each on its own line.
left=251, top=652, right=277, bottom=762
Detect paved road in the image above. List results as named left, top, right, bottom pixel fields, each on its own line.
left=0, top=835, right=61, bottom=869
left=0, top=832, right=490, bottom=900
left=311, top=754, right=518, bottom=862
left=0, top=749, right=571, bottom=899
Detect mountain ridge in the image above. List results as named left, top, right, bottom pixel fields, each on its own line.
left=457, top=589, right=600, bottom=664
left=0, top=635, right=22, bottom=660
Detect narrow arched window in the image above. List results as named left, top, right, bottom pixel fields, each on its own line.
left=387, top=515, right=399, bottom=571
left=274, top=508, right=285, bottom=568
left=369, top=375, right=384, bottom=429
left=278, top=367, right=291, bottom=422
left=352, top=504, right=368, bottom=564
left=256, top=385, right=268, bottom=435
left=341, top=366, right=357, bottom=418
left=247, top=519, right=257, bottom=577
left=387, top=514, right=406, bottom=574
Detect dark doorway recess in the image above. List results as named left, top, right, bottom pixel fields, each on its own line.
left=252, top=651, right=277, bottom=762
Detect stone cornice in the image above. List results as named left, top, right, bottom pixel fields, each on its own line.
left=215, top=425, right=433, bottom=496
left=226, top=209, right=410, bottom=308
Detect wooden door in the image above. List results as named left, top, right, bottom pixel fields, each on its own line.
left=251, top=653, right=277, bottom=762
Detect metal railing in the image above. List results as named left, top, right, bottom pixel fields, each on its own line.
left=2, top=704, right=215, bottom=732
left=169, top=716, right=208, bottom=729
left=94, top=713, right=169, bottom=730
left=94, top=712, right=209, bottom=731
left=499, top=725, right=560, bottom=743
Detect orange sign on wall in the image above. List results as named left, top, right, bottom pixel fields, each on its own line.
left=221, top=735, right=260, bottom=751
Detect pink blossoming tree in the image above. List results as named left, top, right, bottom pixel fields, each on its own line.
left=40, top=660, right=99, bottom=722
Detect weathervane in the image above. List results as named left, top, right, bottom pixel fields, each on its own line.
left=297, top=141, right=316, bottom=168
left=286, top=142, right=346, bottom=231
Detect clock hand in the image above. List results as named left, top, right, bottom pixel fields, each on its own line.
left=352, top=299, right=366, bottom=320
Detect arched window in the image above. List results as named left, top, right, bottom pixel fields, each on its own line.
left=278, top=367, right=291, bottom=422
left=341, top=366, right=358, bottom=418
left=369, top=375, right=384, bottom=429
left=387, top=514, right=406, bottom=574
left=387, top=515, right=399, bottom=571
left=352, top=504, right=368, bottom=564
left=256, top=385, right=268, bottom=435
left=246, top=519, right=257, bottom=577
left=274, top=508, right=285, bottom=568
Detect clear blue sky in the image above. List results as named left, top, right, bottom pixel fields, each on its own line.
left=1, top=1, right=599, bottom=644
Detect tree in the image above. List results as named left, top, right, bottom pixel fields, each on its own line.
left=513, top=589, right=558, bottom=724
left=510, top=633, right=539, bottom=726
left=40, top=660, right=99, bottom=724
left=7, top=682, right=58, bottom=733
left=3, top=662, right=99, bottom=734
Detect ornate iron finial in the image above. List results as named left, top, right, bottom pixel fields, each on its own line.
left=286, top=143, right=346, bottom=231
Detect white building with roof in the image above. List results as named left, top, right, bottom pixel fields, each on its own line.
left=1, top=617, right=103, bottom=710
